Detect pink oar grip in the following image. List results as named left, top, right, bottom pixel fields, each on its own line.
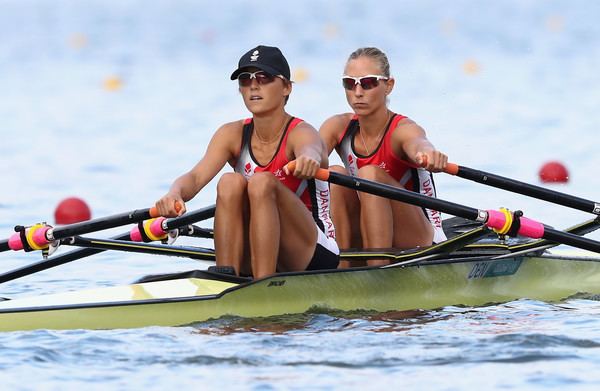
left=517, top=216, right=545, bottom=239
left=8, top=233, right=23, bottom=251
left=7, top=226, right=51, bottom=251
left=130, top=217, right=167, bottom=242
left=32, top=226, right=51, bottom=246
left=130, top=226, right=143, bottom=242
left=485, top=209, right=545, bottom=239
left=485, top=209, right=507, bottom=231
left=149, top=217, right=167, bottom=236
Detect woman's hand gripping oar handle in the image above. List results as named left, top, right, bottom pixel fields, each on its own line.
left=285, top=160, right=330, bottom=181
left=148, top=201, right=183, bottom=218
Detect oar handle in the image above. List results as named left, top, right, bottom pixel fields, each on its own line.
left=149, top=207, right=161, bottom=218
left=149, top=201, right=183, bottom=218
left=444, top=163, right=460, bottom=175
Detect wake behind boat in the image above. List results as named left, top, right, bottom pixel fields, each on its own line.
left=1, top=163, right=600, bottom=332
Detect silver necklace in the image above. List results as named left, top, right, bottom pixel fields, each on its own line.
left=358, top=112, right=391, bottom=155
left=255, top=116, right=289, bottom=144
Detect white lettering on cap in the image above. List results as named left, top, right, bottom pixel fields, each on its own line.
left=250, top=50, right=259, bottom=62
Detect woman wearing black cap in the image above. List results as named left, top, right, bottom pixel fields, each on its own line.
left=155, top=45, right=339, bottom=278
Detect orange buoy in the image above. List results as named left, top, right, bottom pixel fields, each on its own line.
left=54, top=197, right=92, bottom=225
left=103, top=76, right=123, bottom=91
left=292, top=67, right=309, bottom=82
left=463, top=59, right=481, bottom=75
left=539, top=161, right=569, bottom=183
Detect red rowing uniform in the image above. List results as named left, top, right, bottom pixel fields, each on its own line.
left=234, top=117, right=337, bottom=243
left=337, top=113, right=446, bottom=243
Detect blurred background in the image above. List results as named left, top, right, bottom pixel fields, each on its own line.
left=1, top=0, right=600, bottom=257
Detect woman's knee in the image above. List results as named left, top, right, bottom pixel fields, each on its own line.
left=247, top=172, right=278, bottom=200
left=216, top=173, right=247, bottom=202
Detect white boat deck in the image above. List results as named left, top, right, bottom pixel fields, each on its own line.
left=0, top=278, right=237, bottom=309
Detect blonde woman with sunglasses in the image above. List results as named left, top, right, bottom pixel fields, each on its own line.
left=320, top=47, right=448, bottom=267
left=155, top=45, right=339, bottom=278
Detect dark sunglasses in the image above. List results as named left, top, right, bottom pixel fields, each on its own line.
left=237, top=71, right=283, bottom=87
left=342, top=75, right=389, bottom=90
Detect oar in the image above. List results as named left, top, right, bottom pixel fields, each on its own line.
left=0, top=207, right=162, bottom=253
left=0, top=205, right=216, bottom=284
left=443, top=163, right=600, bottom=215
left=298, top=164, right=600, bottom=254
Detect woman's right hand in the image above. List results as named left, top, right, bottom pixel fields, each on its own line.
left=154, top=193, right=186, bottom=217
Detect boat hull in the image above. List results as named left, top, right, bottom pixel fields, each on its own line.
left=1, top=251, right=600, bottom=331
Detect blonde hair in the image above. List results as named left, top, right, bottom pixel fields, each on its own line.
left=347, top=47, right=391, bottom=77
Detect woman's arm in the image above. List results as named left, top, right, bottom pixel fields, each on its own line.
left=155, top=121, right=242, bottom=216
left=285, top=122, right=328, bottom=178
left=318, top=114, right=351, bottom=155
left=393, top=120, right=448, bottom=172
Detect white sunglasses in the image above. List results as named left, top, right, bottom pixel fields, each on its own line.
left=342, top=74, right=389, bottom=90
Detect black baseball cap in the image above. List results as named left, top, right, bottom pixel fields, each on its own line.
left=230, top=45, right=291, bottom=81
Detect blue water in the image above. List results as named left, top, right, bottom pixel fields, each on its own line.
left=2, top=0, right=600, bottom=389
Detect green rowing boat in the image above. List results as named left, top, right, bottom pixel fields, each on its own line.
left=2, top=163, right=600, bottom=332
left=1, top=220, right=599, bottom=332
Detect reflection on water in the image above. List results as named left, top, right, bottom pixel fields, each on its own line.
left=193, top=308, right=457, bottom=335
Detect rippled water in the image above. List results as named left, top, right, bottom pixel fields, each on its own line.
left=2, top=0, right=600, bottom=389
left=2, top=302, right=600, bottom=389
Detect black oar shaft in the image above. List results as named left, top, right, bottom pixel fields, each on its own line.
left=542, top=228, right=600, bottom=253
left=0, top=239, right=8, bottom=253
left=163, top=205, right=216, bottom=229
left=455, top=165, right=600, bottom=215
left=51, top=208, right=153, bottom=239
left=329, top=171, right=482, bottom=221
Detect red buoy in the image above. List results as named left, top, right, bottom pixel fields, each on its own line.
left=54, top=197, right=92, bottom=224
left=538, top=161, right=569, bottom=183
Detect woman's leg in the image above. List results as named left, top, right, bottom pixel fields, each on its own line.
left=214, top=173, right=251, bottom=276
left=357, top=165, right=433, bottom=266
left=247, top=172, right=320, bottom=279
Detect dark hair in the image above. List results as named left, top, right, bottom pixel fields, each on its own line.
left=347, top=47, right=391, bottom=77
